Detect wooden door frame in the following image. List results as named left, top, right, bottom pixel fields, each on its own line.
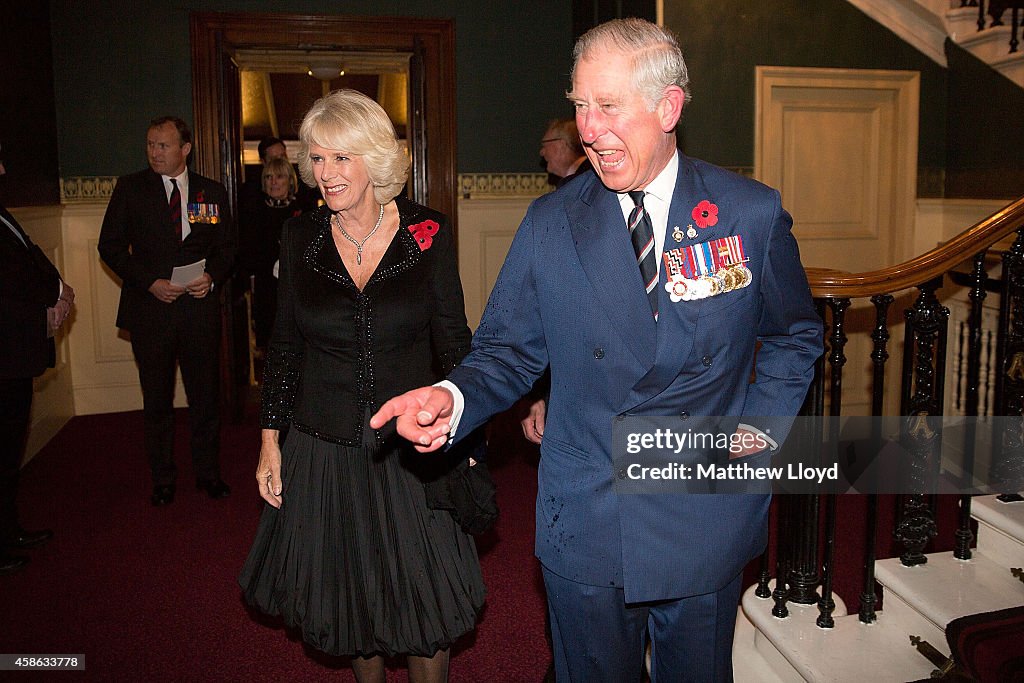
left=189, top=12, right=457, bottom=224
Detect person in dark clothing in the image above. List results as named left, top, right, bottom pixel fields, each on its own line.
left=239, top=90, right=484, bottom=683
left=0, top=143, right=72, bottom=574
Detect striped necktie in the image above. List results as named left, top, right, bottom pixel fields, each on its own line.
left=628, top=190, right=659, bottom=319
left=168, top=178, right=182, bottom=240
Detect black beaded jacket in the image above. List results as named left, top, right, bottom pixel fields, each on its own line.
left=260, top=196, right=472, bottom=446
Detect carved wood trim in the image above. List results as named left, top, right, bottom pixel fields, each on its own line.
left=188, top=12, right=457, bottom=227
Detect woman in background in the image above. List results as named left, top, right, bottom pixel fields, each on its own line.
left=237, top=156, right=303, bottom=351
left=239, top=90, right=484, bottom=683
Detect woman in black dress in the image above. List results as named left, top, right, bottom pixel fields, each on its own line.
left=237, top=156, right=304, bottom=350
left=239, top=90, right=485, bottom=682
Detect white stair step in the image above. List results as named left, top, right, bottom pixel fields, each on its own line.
left=993, top=53, right=1024, bottom=87
left=945, top=6, right=984, bottom=42
left=876, top=551, right=1024, bottom=640
left=957, top=23, right=1016, bottom=62
left=742, top=586, right=937, bottom=681
left=733, top=605, right=792, bottom=683
left=973, top=493, right=1024, bottom=569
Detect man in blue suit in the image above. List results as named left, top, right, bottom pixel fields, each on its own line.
left=373, top=17, right=822, bottom=682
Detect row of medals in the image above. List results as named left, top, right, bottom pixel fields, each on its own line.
left=186, top=203, right=220, bottom=224
left=666, top=262, right=752, bottom=302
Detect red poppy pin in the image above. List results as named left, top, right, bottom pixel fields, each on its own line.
left=408, top=220, right=440, bottom=251
left=691, top=200, right=719, bottom=229
left=292, top=209, right=302, bottom=218
left=195, top=191, right=205, bottom=203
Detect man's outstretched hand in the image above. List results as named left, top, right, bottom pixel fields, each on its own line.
left=370, top=386, right=456, bottom=452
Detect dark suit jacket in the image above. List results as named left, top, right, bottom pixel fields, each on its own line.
left=260, top=197, right=472, bottom=447
left=448, top=152, right=823, bottom=602
left=98, top=168, right=234, bottom=331
left=0, top=205, right=61, bottom=379
left=556, top=158, right=594, bottom=188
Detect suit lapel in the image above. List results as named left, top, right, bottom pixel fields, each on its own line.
left=368, top=197, right=424, bottom=287
left=304, top=209, right=357, bottom=291
left=568, top=179, right=656, bottom=369
left=0, top=206, right=29, bottom=249
left=145, top=169, right=177, bottom=242
left=304, top=199, right=424, bottom=292
left=623, top=154, right=718, bottom=409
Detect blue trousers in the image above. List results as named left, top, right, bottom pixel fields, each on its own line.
left=542, top=566, right=742, bottom=682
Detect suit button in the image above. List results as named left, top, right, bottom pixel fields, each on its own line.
left=680, top=411, right=690, bottom=420
left=594, top=348, right=605, bottom=359
left=702, top=355, right=712, bottom=367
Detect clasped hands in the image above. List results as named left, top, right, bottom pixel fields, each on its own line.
left=370, top=386, right=456, bottom=453
left=148, top=273, right=212, bottom=303
left=47, top=283, right=75, bottom=335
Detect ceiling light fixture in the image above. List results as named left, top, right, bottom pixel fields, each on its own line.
left=307, top=65, right=345, bottom=80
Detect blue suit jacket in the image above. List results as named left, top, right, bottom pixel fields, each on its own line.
left=449, top=153, right=823, bottom=602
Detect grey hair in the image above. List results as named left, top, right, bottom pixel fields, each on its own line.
left=571, top=18, right=691, bottom=111
left=296, top=89, right=410, bottom=204
left=261, top=156, right=298, bottom=196
left=545, top=117, right=583, bottom=155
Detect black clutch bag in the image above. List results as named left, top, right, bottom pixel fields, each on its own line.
left=423, top=429, right=498, bottom=535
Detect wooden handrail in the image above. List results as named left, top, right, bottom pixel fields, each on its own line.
left=807, top=196, right=1024, bottom=298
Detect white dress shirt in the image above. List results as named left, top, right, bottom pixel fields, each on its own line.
left=162, top=169, right=190, bottom=240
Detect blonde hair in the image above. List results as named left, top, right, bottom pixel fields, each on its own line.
left=296, top=89, right=410, bottom=204
left=261, top=156, right=298, bottom=196
left=571, top=18, right=691, bottom=111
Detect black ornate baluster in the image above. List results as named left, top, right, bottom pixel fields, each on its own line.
left=993, top=230, right=1024, bottom=491
left=957, top=252, right=989, bottom=559
left=859, top=294, right=893, bottom=623
left=817, top=493, right=837, bottom=628
left=827, top=298, right=850, bottom=416
left=772, top=494, right=791, bottom=618
left=895, top=278, right=947, bottom=566
left=1011, top=7, right=1020, bottom=53
left=756, top=506, right=772, bottom=598
left=980, top=0, right=988, bottom=31
left=989, top=0, right=1005, bottom=28
left=816, top=299, right=847, bottom=628
left=787, top=300, right=828, bottom=605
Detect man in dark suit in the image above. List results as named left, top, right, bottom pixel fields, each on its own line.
left=0, top=143, right=72, bottom=574
left=99, top=117, right=235, bottom=506
left=373, top=18, right=822, bottom=681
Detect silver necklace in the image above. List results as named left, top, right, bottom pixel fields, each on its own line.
left=334, top=203, right=384, bottom=265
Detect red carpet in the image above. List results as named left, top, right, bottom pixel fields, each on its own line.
left=1, top=409, right=548, bottom=681
left=2, top=408, right=960, bottom=681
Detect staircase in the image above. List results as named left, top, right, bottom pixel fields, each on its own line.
left=734, top=494, right=1024, bottom=681
left=847, top=0, right=1024, bottom=87
left=731, top=198, right=1024, bottom=681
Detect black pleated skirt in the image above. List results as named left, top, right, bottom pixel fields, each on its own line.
left=239, top=427, right=486, bottom=658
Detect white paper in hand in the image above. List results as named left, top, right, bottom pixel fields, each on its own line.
left=170, top=259, right=206, bottom=286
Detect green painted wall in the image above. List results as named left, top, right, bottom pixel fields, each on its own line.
left=29, top=0, right=1023, bottom=199
left=662, top=0, right=948, bottom=181
left=49, top=0, right=575, bottom=176
left=945, top=40, right=1024, bottom=198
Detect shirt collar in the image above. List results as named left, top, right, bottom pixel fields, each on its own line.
left=640, top=149, right=678, bottom=207
left=616, top=149, right=678, bottom=209
left=162, top=168, right=189, bottom=187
